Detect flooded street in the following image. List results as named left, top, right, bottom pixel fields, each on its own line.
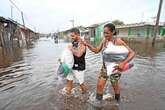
left=0, top=37, right=165, bottom=110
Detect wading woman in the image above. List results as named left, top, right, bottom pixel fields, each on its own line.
left=83, top=23, right=135, bottom=104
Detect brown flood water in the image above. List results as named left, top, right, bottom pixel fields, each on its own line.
left=0, top=37, right=165, bottom=110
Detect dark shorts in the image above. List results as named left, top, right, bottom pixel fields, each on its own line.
left=99, top=65, right=121, bottom=85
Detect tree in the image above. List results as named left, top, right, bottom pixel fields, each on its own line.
left=112, top=20, right=124, bottom=26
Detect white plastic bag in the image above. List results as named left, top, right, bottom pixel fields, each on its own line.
left=60, top=48, right=74, bottom=69
left=57, top=47, right=74, bottom=77
left=106, top=63, right=118, bottom=76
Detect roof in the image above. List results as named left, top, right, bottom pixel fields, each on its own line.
left=0, top=16, right=14, bottom=24
left=87, top=21, right=112, bottom=28
left=61, top=26, right=87, bottom=33
left=117, top=22, right=165, bottom=29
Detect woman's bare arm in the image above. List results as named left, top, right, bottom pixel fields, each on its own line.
left=84, top=39, right=105, bottom=54
left=116, top=38, right=135, bottom=64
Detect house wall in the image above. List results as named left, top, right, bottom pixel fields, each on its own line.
left=95, top=23, right=105, bottom=44
left=118, top=25, right=165, bottom=38
left=117, top=28, right=128, bottom=37
left=159, top=26, right=165, bottom=36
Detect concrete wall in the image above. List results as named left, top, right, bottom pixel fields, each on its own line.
left=118, top=28, right=128, bottom=37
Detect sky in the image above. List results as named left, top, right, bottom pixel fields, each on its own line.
left=0, top=0, right=165, bottom=33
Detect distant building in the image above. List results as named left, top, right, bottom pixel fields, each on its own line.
left=87, top=21, right=111, bottom=44
left=117, top=22, right=165, bottom=38
left=87, top=22, right=165, bottom=44
left=59, top=22, right=165, bottom=44
left=59, top=26, right=88, bottom=42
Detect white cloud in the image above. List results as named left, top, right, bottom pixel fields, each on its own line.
left=0, top=0, right=164, bottom=33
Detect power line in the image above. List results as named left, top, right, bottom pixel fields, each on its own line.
left=8, top=0, right=25, bottom=27
left=9, top=0, right=21, bottom=12
left=8, top=0, right=36, bottom=32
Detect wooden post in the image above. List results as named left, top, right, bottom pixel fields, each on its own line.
left=21, top=11, right=25, bottom=28
left=0, top=23, right=4, bottom=47
left=0, top=23, right=6, bottom=48
left=11, top=6, right=13, bottom=19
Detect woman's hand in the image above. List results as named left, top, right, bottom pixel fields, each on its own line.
left=118, top=62, right=126, bottom=70
left=114, top=62, right=126, bottom=71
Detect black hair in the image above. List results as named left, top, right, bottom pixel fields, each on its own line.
left=70, top=28, right=80, bottom=35
left=104, top=23, right=117, bottom=35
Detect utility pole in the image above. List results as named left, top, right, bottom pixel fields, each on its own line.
left=141, top=12, right=144, bottom=22
left=70, top=20, right=74, bottom=27
left=11, top=5, right=13, bottom=19
left=34, top=27, right=36, bottom=32
left=152, top=0, right=163, bottom=47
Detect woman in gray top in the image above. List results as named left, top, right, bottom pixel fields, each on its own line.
left=83, top=23, right=135, bottom=103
